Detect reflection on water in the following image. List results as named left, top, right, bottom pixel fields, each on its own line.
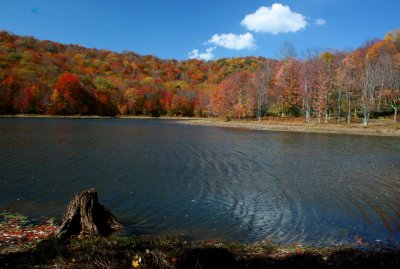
left=0, top=118, right=400, bottom=246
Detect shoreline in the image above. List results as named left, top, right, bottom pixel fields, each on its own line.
left=175, top=118, right=400, bottom=137
left=2, top=205, right=400, bottom=268
left=1, top=114, right=399, bottom=137
left=1, top=235, right=399, bottom=269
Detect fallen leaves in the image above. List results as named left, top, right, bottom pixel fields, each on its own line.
left=0, top=211, right=57, bottom=252
left=132, top=254, right=141, bottom=268
left=130, top=249, right=176, bottom=269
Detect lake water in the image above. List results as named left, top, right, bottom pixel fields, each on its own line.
left=0, top=118, right=400, bottom=246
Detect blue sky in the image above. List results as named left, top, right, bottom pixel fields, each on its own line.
left=0, top=0, right=399, bottom=60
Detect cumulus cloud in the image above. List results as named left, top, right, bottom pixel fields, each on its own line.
left=315, top=18, right=326, bottom=26
left=208, top=32, right=256, bottom=50
left=241, top=3, right=307, bottom=34
left=188, top=46, right=216, bottom=61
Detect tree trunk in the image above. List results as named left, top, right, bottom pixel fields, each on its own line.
left=392, top=102, right=398, bottom=122
left=57, top=188, right=122, bottom=237
left=257, top=96, right=262, bottom=122
left=347, top=91, right=351, bottom=124
left=324, top=93, right=328, bottom=124
left=377, top=81, right=384, bottom=112
left=337, top=91, right=342, bottom=124
left=363, top=103, right=369, bottom=127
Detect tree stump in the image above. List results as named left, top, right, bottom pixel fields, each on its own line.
left=56, top=188, right=122, bottom=237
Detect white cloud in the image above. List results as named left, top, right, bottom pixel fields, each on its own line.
left=208, top=32, right=256, bottom=50
left=315, top=18, right=326, bottom=26
left=188, top=49, right=200, bottom=59
left=188, top=46, right=216, bottom=61
left=241, top=3, right=307, bottom=34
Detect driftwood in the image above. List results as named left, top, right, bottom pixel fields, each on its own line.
left=57, top=188, right=122, bottom=237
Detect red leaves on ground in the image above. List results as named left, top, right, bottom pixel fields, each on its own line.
left=0, top=212, right=57, bottom=250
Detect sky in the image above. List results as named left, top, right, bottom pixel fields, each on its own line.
left=0, top=0, right=399, bottom=61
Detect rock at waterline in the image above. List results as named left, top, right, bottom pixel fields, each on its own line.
left=56, top=188, right=122, bottom=237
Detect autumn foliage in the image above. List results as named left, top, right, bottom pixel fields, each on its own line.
left=0, top=30, right=400, bottom=123
left=48, top=73, right=88, bottom=115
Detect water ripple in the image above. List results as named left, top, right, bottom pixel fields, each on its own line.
left=0, top=118, right=400, bottom=246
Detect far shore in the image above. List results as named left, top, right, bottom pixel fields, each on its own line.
left=175, top=118, right=400, bottom=137
left=1, top=114, right=400, bottom=137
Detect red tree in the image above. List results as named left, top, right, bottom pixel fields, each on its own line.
left=49, top=73, right=87, bottom=115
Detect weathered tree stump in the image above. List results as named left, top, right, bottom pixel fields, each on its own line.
left=57, top=188, right=122, bottom=237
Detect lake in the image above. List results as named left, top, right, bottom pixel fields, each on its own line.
left=0, top=118, right=399, bottom=246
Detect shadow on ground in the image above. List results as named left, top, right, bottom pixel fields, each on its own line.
left=1, top=237, right=400, bottom=269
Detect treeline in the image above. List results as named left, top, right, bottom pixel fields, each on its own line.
left=0, top=30, right=399, bottom=125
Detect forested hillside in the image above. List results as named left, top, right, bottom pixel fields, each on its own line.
left=0, top=30, right=399, bottom=125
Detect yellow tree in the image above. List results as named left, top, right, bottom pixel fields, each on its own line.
left=275, top=58, right=301, bottom=117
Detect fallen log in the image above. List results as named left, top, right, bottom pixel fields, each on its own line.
left=57, top=188, right=122, bottom=237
